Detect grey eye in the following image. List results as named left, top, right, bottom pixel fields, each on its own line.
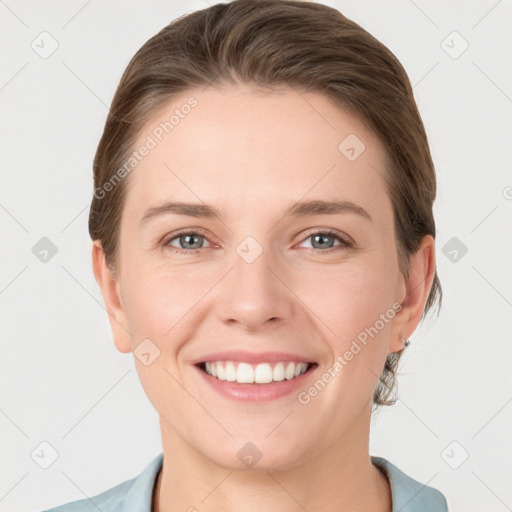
left=166, top=232, right=210, bottom=250
left=309, top=233, right=337, bottom=249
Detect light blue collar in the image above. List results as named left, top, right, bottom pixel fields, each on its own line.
left=371, top=455, right=448, bottom=511
left=119, top=453, right=447, bottom=512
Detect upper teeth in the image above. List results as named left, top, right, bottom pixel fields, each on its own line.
left=204, top=361, right=309, bottom=384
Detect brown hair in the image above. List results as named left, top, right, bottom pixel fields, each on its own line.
left=89, top=0, right=442, bottom=408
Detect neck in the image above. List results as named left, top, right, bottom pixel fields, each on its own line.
left=153, top=401, right=391, bottom=512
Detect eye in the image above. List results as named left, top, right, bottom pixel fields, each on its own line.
left=297, top=228, right=353, bottom=251
left=163, top=230, right=212, bottom=251
left=162, top=228, right=353, bottom=253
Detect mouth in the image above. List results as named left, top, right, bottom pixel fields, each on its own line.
left=196, top=360, right=318, bottom=385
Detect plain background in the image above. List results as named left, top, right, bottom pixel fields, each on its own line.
left=1, top=1, right=511, bottom=511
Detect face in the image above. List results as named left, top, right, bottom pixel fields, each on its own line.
left=97, top=83, right=424, bottom=471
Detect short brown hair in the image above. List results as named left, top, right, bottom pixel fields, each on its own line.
left=89, top=0, right=442, bottom=408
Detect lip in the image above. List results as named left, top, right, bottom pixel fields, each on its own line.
left=191, top=350, right=316, bottom=365
left=194, top=361, right=319, bottom=402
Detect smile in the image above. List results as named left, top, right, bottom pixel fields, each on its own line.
left=201, top=360, right=310, bottom=384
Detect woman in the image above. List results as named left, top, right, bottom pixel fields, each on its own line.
left=42, top=0, right=448, bottom=510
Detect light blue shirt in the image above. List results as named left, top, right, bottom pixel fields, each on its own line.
left=40, top=453, right=448, bottom=511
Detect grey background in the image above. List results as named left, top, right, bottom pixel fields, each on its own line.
left=1, top=1, right=511, bottom=511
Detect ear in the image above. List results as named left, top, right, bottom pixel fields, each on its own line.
left=389, top=235, right=436, bottom=353
left=91, top=240, right=132, bottom=354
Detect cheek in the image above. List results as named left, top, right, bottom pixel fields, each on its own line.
left=120, top=268, right=207, bottom=412
left=291, top=264, right=397, bottom=420
left=292, top=258, right=398, bottom=345
left=121, top=263, right=215, bottom=344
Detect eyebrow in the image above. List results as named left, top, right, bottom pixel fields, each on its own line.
left=139, top=199, right=372, bottom=227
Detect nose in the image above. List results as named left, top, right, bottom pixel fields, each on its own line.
left=217, top=245, right=294, bottom=333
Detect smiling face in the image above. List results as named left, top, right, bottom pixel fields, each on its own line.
left=93, top=83, right=429, bottom=471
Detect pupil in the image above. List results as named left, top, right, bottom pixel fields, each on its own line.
left=314, top=234, right=332, bottom=249
left=183, top=234, right=201, bottom=249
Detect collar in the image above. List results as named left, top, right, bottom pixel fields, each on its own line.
left=120, top=453, right=447, bottom=512
left=371, top=455, right=448, bottom=511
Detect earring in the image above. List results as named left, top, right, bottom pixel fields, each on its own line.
left=402, top=338, right=410, bottom=348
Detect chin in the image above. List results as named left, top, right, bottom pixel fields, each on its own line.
left=199, top=438, right=309, bottom=472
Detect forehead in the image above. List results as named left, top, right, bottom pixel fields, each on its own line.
left=126, top=84, right=391, bottom=218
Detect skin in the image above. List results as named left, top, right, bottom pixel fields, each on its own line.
left=92, top=83, right=436, bottom=512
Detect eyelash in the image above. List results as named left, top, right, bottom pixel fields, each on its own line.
left=161, top=228, right=353, bottom=254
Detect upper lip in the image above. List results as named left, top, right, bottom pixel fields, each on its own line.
left=192, top=350, right=316, bottom=365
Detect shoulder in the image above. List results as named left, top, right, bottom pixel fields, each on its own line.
left=371, top=455, right=449, bottom=512
left=39, top=453, right=164, bottom=512
left=39, top=479, right=133, bottom=512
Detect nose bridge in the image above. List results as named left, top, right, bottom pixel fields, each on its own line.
left=218, top=234, right=292, bottom=330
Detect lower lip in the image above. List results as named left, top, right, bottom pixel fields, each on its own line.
left=194, top=364, right=318, bottom=402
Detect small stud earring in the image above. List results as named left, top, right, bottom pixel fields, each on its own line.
left=402, top=338, right=410, bottom=348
